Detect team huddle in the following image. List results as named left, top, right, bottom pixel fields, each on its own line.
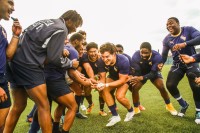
left=1, top=0, right=200, bottom=133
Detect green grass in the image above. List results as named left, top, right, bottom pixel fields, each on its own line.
left=13, top=65, right=200, bottom=133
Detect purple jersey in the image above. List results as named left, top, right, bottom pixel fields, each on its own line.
left=0, top=25, right=8, bottom=74
left=131, top=50, right=162, bottom=77
left=80, top=53, right=98, bottom=78
left=44, top=44, right=78, bottom=81
left=97, top=54, right=130, bottom=80
left=162, top=26, right=200, bottom=65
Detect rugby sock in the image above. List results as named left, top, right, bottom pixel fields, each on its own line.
left=62, top=129, right=69, bottom=133
left=27, top=104, right=37, bottom=118
left=134, top=102, right=139, bottom=107
left=75, top=95, right=82, bottom=113
left=108, top=104, right=118, bottom=116
left=195, top=101, right=200, bottom=114
left=128, top=107, right=133, bottom=112
left=164, top=99, right=170, bottom=104
left=85, top=94, right=93, bottom=105
left=53, top=122, right=59, bottom=131
left=99, top=96, right=105, bottom=111
left=80, top=96, right=84, bottom=105
left=29, top=119, right=40, bottom=133
left=174, top=95, right=187, bottom=107
left=62, top=108, right=66, bottom=116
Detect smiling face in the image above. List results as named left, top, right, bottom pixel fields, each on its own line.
left=88, top=48, right=98, bottom=61
left=140, top=48, right=151, bottom=60
left=0, top=0, right=15, bottom=20
left=166, top=18, right=180, bottom=35
left=101, top=51, right=116, bottom=66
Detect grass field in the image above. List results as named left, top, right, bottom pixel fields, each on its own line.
left=13, top=65, right=200, bottom=133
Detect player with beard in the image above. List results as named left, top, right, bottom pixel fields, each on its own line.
left=129, top=42, right=177, bottom=115
left=162, top=17, right=200, bottom=124
left=4, top=10, right=83, bottom=133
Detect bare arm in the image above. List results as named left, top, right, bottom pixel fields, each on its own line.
left=6, top=19, right=22, bottom=60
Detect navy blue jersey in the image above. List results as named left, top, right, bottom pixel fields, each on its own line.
left=162, top=26, right=200, bottom=66
left=98, top=54, right=130, bottom=80
left=64, top=44, right=79, bottom=60
left=80, top=53, right=98, bottom=78
left=44, top=44, right=79, bottom=81
left=131, top=50, right=162, bottom=77
left=0, top=25, right=8, bottom=74
left=122, top=53, right=134, bottom=75
left=12, top=18, right=70, bottom=70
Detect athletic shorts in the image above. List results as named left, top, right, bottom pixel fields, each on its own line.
left=7, top=62, right=45, bottom=89
left=46, top=78, right=72, bottom=100
left=0, top=74, right=11, bottom=109
left=128, top=72, right=163, bottom=92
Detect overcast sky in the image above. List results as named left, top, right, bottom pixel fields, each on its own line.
left=1, top=0, right=200, bottom=56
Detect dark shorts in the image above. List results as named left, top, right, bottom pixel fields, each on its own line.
left=46, top=78, right=72, bottom=100
left=7, top=62, right=45, bottom=89
left=0, top=74, right=11, bottom=109
left=128, top=72, right=163, bottom=92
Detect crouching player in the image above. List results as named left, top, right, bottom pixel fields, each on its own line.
left=129, top=42, right=177, bottom=115
left=95, top=42, right=134, bottom=127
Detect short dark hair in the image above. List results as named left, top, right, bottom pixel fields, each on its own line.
left=78, top=30, right=86, bottom=36
left=60, top=10, right=83, bottom=27
left=69, top=33, right=84, bottom=42
left=86, top=42, right=98, bottom=51
left=168, top=17, right=179, bottom=24
left=100, top=42, right=116, bottom=54
left=140, top=42, right=152, bottom=51
left=115, top=44, right=124, bottom=50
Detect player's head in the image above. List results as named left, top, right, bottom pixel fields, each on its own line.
left=86, top=42, right=98, bottom=61
left=75, top=43, right=84, bottom=58
left=60, top=10, right=83, bottom=34
left=166, top=17, right=180, bottom=36
left=69, top=33, right=84, bottom=48
left=115, top=44, right=124, bottom=54
left=78, top=30, right=87, bottom=52
left=100, top=42, right=117, bottom=65
left=0, top=0, right=15, bottom=20
left=140, top=42, right=152, bottom=60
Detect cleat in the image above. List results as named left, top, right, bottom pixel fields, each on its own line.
left=166, top=103, right=178, bottom=116
left=195, top=112, right=200, bottom=124
left=178, top=102, right=189, bottom=117
left=134, top=107, right=141, bottom=114
left=139, top=105, right=146, bottom=111
left=106, top=115, right=121, bottom=127
left=80, top=104, right=87, bottom=111
left=76, top=112, right=88, bottom=119
left=99, top=110, right=108, bottom=116
left=124, top=111, right=134, bottom=122
left=86, top=103, right=94, bottom=114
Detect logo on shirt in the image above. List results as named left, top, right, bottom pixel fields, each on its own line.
left=180, top=35, right=186, bottom=41
left=114, top=66, right=118, bottom=72
left=105, top=66, right=109, bottom=71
